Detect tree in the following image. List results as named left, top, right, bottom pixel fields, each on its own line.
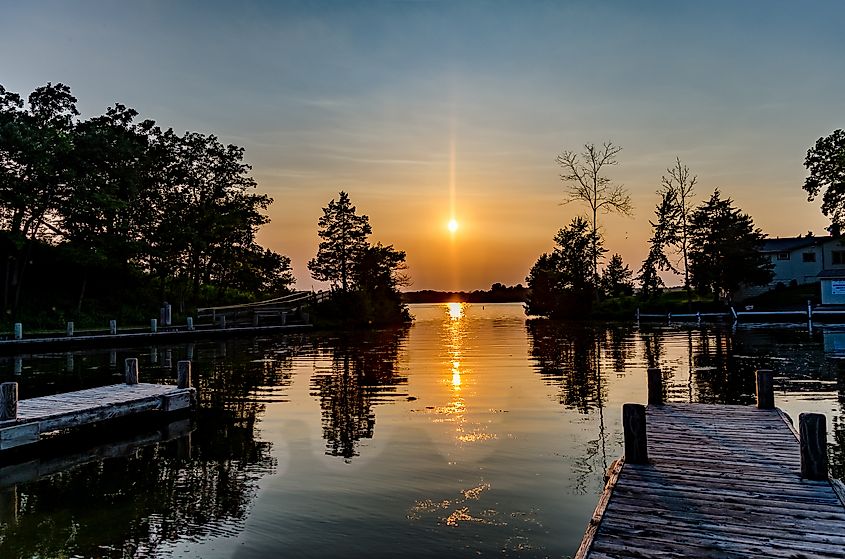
left=600, top=254, right=633, bottom=298
left=688, top=190, right=773, bottom=302
left=525, top=217, right=602, bottom=318
left=556, top=141, right=632, bottom=287
left=638, top=190, right=681, bottom=298
left=308, top=191, right=372, bottom=292
left=803, top=129, right=845, bottom=229
left=660, top=157, right=697, bottom=304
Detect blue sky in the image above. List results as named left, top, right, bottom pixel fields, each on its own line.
left=2, top=1, right=844, bottom=289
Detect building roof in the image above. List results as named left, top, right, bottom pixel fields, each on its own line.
left=761, top=236, right=832, bottom=253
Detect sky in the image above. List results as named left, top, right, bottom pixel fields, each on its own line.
left=2, top=0, right=844, bottom=291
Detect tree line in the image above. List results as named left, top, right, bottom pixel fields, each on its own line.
left=529, top=128, right=845, bottom=319
left=0, top=82, right=409, bottom=327
left=0, top=82, right=292, bottom=322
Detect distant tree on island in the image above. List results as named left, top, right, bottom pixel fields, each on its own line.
left=309, top=192, right=409, bottom=326
left=308, top=191, right=372, bottom=292
left=0, top=81, right=293, bottom=324
left=401, top=283, right=528, bottom=304
left=556, top=141, right=632, bottom=289
left=525, top=217, right=601, bottom=318
left=803, top=129, right=845, bottom=230
left=687, top=190, right=773, bottom=302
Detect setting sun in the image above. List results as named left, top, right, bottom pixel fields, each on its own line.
left=448, top=218, right=459, bottom=233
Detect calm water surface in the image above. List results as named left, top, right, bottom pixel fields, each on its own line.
left=0, top=303, right=843, bottom=558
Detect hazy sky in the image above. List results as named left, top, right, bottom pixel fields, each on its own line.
left=2, top=1, right=844, bottom=290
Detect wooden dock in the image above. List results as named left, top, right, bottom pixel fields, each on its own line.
left=576, top=369, right=845, bottom=559
left=0, top=359, right=196, bottom=451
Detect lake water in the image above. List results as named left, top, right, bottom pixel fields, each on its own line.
left=0, top=302, right=843, bottom=558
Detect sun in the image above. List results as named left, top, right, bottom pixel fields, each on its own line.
left=448, top=218, right=459, bottom=233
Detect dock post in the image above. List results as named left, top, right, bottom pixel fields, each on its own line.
left=0, top=382, right=18, bottom=420
left=13, top=323, right=21, bottom=340
left=124, top=358, right=139, bottom=385
left=187, top=317, right=194, bottom=331
left=165, top=303, right=172, bottom=326
left=253, top=313, right=259, bottom=327
left=623, top=403, right=648, bottom=464
left=109, top=320, right=117, bottom=335
left=647, top=367, right=663, bottom=405
left=151, top=318, right=157, bottom=333
left=281, top=311, right=287, bottom=326
left=807, top=300, right=813, bottom=320
left=696, top=311, right=701, bottom=325
left=799, top=413, right=828, bottom=480
left=218, top=315, right=226, bottom=329
left=13, top=357, right=21, bottom=375
left=65, top=353, right=74, bottom=372
left=186, top=342, right=195, bottom=360
left=66, top=321, right=73, bottom=337
left=755, top=369, right=774, bottom=409
left=177, top=360, right=192, bottom=389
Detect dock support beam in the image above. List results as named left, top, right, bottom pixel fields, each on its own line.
left=647, top=368, right=663, bottom=406
left=124, top=358, right=139, bottom=385
left=623, top=403, right=648, bottom=464
left=799, top=413, right=828, bottom=480
left=756, top=369, right=774, bottom=409
left=177, top=360, right=191, bottom=389
left=0, top=382, right=18, bottom=420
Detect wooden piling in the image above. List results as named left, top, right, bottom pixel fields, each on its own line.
left=109, top=320, right=117, bottom=335
left=756, top=369, right=774, bottom=409
left=124, top=358, right=139, bottom=385
left=0, top=382, right=18, bottom=420
left=799, top=412, right=828, bottom=480
left=186, top=317, right=194, bottom=331
left=66, top=321, right=73, bottom=337
left=177, top=360, right=191, bottom=389
left=13, top=323, right=21, bottom=340
left=150, top=318, right=157, bottom=333
left=623, top=403, right=648, bottom=464
left=647, top=368, right=663, bottom=406
left=218, top=315, right=226, bottom=329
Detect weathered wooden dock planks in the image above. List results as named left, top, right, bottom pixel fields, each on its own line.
left=576, top=370, right=845, bottom=559
left=0, top=359, right=196, bottom=451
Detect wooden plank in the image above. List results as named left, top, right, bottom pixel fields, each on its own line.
left=581, top=402, right=845, bottom=559
left=573, top=459, right=624, bottom=559
left=0, top=383, right=195, bottom=451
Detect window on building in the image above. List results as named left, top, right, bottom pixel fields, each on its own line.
left=834, top=251, right=845, bottom=265
left=803, top=252, right=816, bottom=263
left=777, top=252, right=790, bottom=260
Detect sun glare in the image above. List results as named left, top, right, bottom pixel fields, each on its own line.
left=447, top=302, right=464, bottom=320
left=448, top=218, right=459, bottom=233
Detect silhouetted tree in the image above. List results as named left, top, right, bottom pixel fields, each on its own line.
left=688, top=190, right=773, bottom=302
left=556, top=141, right=632, bottom=287
left=525, top=217, right=602, bottom=318
left=661, top=157, right=697, bottom=304
left=803, top=129, right=845, bottom=229
left=600, top=253, right=633, bottom=298
left=638, top=189, right=680, bottom=298
left=308, top=191, right=371, bottom=292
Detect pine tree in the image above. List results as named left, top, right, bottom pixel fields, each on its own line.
left=308, top=191, right=372, bottom=292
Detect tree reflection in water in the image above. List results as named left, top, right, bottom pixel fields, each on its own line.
left=0, top=339, right=294, bottom=559
left=526, top=320, right=607, bottom=414
left=310, top=328, right=409, bottom=461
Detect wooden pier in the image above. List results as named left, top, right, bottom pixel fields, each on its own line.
left=0, top=359, right=196, bottom=451
left=576, top=369, right=845, bottom=559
